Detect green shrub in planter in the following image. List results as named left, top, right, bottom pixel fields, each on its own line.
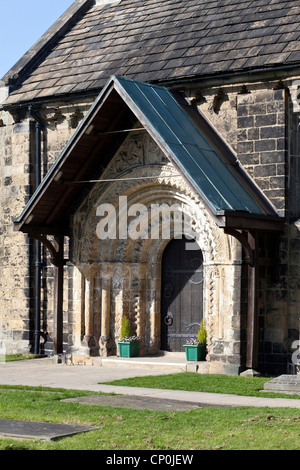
left=184, top=320, right=207, bottom=361
left=197, top=320, right=207, bottom=345
left=118, top=316, right=140, bottom=358
left=120, top=316, right=132, bottom=339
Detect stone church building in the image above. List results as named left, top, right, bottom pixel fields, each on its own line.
left=1, top=0, right=300, bottom=375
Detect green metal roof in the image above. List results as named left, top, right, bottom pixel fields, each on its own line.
left=115, top=76, right=265, bottom=215
left=15, top=75, right=281, bottom=235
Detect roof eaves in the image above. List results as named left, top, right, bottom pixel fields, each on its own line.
left=156, top=62, right=300, bottom=88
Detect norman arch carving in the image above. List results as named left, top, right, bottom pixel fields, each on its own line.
left=70, top=133, right=242, bottom=358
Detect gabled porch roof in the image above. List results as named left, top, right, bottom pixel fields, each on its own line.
left=13, top=76, right=284, bottom=237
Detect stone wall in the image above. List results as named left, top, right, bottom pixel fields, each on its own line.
left=0, top=109, right=32, bottom=353
left=188, top=82, right=287, bottom=217
left=0, top=76, right=299, bottom=374
left=0, top=96, right=94, bottom=354
left=236, top=88, right=289, bottom=374
left=236, top=88, right=287, bottom=217
left=188, top=80, right=297, bottom=374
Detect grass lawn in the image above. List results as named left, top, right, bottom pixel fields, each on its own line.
left=102, top=372, right=300, bottom=399
left=1, top=354, right=46, bottom=362
left=0, top=374, right=300, bottom=450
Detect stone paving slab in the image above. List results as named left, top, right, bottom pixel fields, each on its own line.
left=62, top=394, right=231, bottom=411
left=0, top=419, right=98, bottom=441
left=264, top=375, right=300, bottom=394
left=2, top=359, right=300, bottom=408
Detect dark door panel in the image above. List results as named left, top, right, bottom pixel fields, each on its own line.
left=161, top=237, right=203, bottom=352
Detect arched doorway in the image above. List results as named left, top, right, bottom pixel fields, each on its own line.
left=161, top=237, right=204, bottom=352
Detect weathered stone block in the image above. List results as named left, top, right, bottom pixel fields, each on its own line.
left=237, top=141, right=254, bottom=154
left=255, top=139, right=276, bottom=152
left=260, top=151, right=285, bottom=164
left=238, top=115, right=254, bottom=128
left=237, top=105, right=249, bottom=117
left=253, top=164, right=277, bottom=177
left=249, top=103, right=266, bottom=115
left=260, top=125, right=285, bottom=139
left=255, top=113, right=277, bottom=127
left=247, top=128, right=259, bottom=140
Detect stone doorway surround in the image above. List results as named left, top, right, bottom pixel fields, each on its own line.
left=69, top=131, right=243, bottom=372
left=12, top=76, right=284, bottom=375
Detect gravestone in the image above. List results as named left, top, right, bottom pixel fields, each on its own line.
left=264, top=375, right=300, bottom=395
left=0, top=419, right=98, bottom=441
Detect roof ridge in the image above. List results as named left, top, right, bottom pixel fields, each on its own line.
left=1, top=0, right=95, bottom=85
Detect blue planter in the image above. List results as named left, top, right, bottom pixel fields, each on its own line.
left=184, top=344, right=206, bottom=361
left=118, top=341, right=139, bottom=358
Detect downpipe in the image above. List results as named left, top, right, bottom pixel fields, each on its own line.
left=28, top=107, right=43, bottom=355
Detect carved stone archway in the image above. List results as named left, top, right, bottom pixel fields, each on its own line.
left=70, top=132, right=242, bottom=363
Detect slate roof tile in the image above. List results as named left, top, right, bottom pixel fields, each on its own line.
left=286, top=51, right=300, bottom=63
left=3, top=0, right=300, bottom=106
left=280, top=32, right=300, bottom=42
left=260, top=43, right=287, bottom=55
left=283, top=39, right=300, bottom=52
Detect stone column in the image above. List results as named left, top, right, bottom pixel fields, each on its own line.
left=72, top=266, right=84, bottom=351
left=137, top=263, right=147, bottom=354
left=53, top=236, right=64, bottom=357
left=81, top=264, right=98, bottom=356
left=84, top=273, right=94, bottom=335
left=100, top=277, right=111, bottom=356
left=148, top=261, right=161, bottom=354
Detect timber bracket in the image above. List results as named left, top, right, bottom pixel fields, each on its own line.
left=28, top=233, right=68, bottom=267
left=224, top=228, right=255, bottom=266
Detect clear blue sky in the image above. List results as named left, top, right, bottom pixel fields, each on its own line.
left=0, top=0, right=75, bottom=79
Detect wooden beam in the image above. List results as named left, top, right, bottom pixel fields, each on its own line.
left=221, top=212, right=285, bottom=232
left=224, top=227, right=260, bottom=371
left=246, top=231, right=259, bottom=371
left=26, top=226, right=69, bottom=236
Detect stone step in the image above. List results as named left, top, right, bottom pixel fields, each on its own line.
left=66, top=352, right=212, bottom=373
left=101, top=357, right=188, bottom=372
left=100, top=355, right=212, bottom=374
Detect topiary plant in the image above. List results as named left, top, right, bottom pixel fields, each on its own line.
left=120, top=316, right=133, bottom=341
left=197, top=319, right=207, bottom=345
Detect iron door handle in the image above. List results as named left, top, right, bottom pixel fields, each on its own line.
left=164, top=315, right=174, bottom=326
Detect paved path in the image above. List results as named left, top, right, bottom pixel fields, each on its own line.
left=1, top=358, right=300, bottom=409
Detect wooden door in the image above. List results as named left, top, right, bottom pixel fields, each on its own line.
left=161, top=237, right=203, bottom=352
